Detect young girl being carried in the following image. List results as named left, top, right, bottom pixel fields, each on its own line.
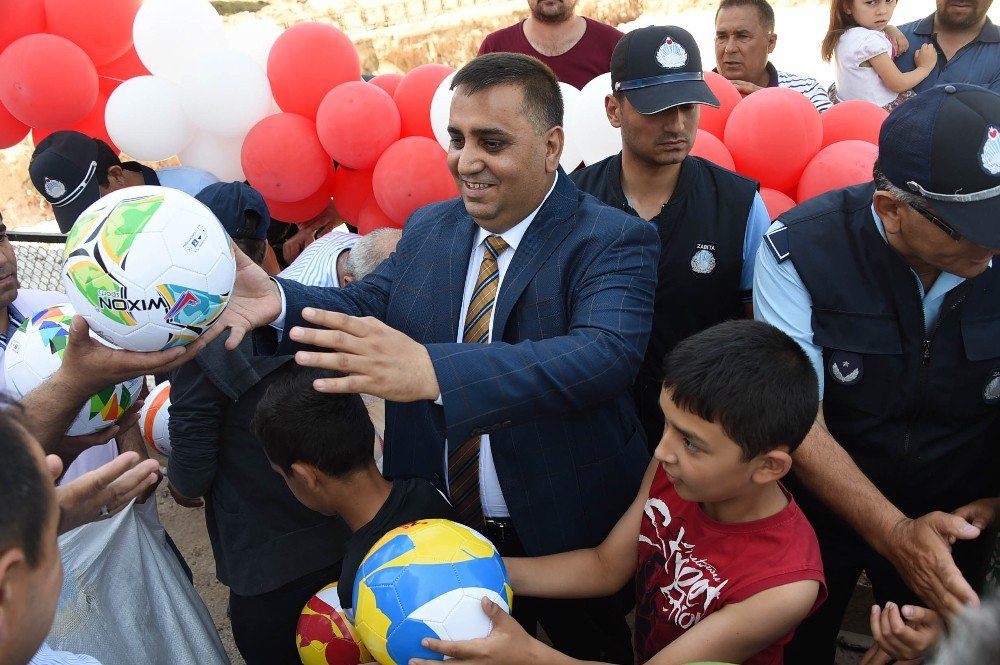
left=822, top=0, right=937, bottom=110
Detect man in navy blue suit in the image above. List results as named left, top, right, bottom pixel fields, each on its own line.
left=207, top=53, right=658, bottom=663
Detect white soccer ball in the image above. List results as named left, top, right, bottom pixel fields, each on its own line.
left=139, top=381, right=171, bottom=456
left=61, top=185, right=236, bottom=351
left=4, top=304, right=144, bottom=436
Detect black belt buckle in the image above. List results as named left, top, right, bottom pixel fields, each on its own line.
left=483, top=517, right=515, bottom=544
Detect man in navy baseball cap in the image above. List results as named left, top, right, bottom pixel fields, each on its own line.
left=754, top=83, right=1000, bottom=663
left=195, top=182, right=271, bottom=266
left=573, top=25, right=771, bottom=450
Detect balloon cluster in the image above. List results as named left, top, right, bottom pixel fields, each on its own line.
left=556, top=71, right=888, bottom=221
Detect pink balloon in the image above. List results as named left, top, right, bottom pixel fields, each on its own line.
left=373, top=137, right=458, bottom=225
left=394, top=64, right=455, bottom=139
left=317, top=81, right=401, bottom=170
left=332, top=166, right=374, bottom=227
left=242, top=113, right=331, bottom=203
left=369, top=73, right=403, bottom=97
left=689, top=129, right=735, bottom=170
left=724, top=87, right=822, bottom=193
left=797, top=140, right=878, bottom=204
left=0, top=34, right=98, bottom=129
left=821, top=100, right=889, bottom=148
left=44, top=0, right=142, bottom=66
left=759, top=188, right=797, bottom=220
left=700, top=71, right=742, bottom=139
left=0, top=0, right=45, bottom=56
left=357, top=197, right=399, bottom=234
left=267, top=22, right=361, bottom=119
left=0, top=101, right=30, bottom=149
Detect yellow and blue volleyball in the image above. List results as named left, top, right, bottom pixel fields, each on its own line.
left=353, top=519, right=514, bottom=665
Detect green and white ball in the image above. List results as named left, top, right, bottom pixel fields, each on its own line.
left=61, top=185, right=236, bottom=352
left=4, top=304, right=144, bottom=436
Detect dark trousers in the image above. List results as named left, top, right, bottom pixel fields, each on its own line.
left=229, top=561, right=343, bottom=665
left=481, top=518, right=635, bottom=665
left=784, top=500, right=996, bottom=665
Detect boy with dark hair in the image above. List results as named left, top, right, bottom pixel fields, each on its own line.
left=412, top=319, right=827, bottom=665
left=252, top=365, right=456, bottom=612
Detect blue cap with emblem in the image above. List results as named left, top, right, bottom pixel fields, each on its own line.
left=610, top=25, right=719, bottom=115
left=28, top=131, right=102, bottom=234
left=879, top=83, right=1000, bottom=250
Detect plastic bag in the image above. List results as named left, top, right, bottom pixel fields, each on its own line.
left=46, top=499, right=230, bottom=665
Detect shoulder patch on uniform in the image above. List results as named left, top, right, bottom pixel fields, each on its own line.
left=764, top=226, right=790, bottom=263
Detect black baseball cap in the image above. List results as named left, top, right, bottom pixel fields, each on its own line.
left=195, top=181, right=271, bottom=241
left=880, top=83, right=1000, bottom=250
left=610, top=25, right=719, bottom=115
left=29, top=131, right=104, bottom=234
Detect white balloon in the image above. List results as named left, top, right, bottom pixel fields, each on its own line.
left=181, top=48, right=272, bottom=137
left=106, top=76, right=196, bottom=161
left=178, top=131, right=246, bottom=182
left=430, top=71, right=457, bottom=151
left=558, top=82, right=584, bottom=171
left=226, top=18, right=283, bottom=70
left=570, top=74, right=621, bottom=166
left=133, top=0, right=226, bottom=84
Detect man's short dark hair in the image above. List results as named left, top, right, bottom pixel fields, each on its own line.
left=450, top=53, right=563, bottom=133
left=661, top=320, right=817, bottom=459
left=251, top=365, right=376, bottom=477
left=716, top=0, right=776, bottom=32
left=0, top=397, right=52, bottom=567
left=94, top=139, right=124, bottom=188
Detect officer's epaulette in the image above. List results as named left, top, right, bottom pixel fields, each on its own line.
left=764, top=225, right=790, bottom=263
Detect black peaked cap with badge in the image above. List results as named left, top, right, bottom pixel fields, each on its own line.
left=610, top=25, right=719, bottom=115
left=880, top=83, right=1000, bottom=250
left=29, top=131, right=103, bottom=233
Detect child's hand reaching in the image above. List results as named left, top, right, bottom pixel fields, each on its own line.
left=914, top=43, right=938, bottom=71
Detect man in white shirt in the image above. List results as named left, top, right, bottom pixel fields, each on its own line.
left=279, top=227, right=401, bottom=288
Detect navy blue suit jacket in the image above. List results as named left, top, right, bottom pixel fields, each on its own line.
left=276, top=172, right=657, bottom=555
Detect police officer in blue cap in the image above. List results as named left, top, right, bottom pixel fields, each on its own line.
left=572, top=25, right=771, bottom=449
left=754, top=83, right=1000, bottom=663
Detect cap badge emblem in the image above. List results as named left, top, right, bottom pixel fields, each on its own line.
left=44, top=177, right=66, bottom=199
left=656, top=36, right=688, bottom=69
left=981, top=125, right=1000, bottom=176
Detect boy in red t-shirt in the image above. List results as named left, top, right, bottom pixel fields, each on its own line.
left=412, top=319, right=827, bottom=665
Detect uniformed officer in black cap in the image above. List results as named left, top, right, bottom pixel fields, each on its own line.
left=572, top=25, right=771, bottom=450
left=754, top=83, right=1000, bottom=663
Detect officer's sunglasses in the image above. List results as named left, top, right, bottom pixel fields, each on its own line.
left=912, top=205, right=962, bottom=242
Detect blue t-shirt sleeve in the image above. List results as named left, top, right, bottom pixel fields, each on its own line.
left=752, top=221, right=826, bottom=397
left=740, top=192, right=771, bottom=299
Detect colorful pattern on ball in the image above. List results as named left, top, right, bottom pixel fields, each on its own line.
left=297, top=582, right=372, bottom=665
left=353, top=519, right=514, bottom=665
left=3, top=304, right=143, bottom=436
left=61, top=186, right=236, bottom=352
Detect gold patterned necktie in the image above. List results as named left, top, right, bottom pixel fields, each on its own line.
left=449, top=234, right=509, bottom=527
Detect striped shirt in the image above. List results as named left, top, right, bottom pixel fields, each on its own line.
left=30, top=643, right=103, bottom=665
left=776, top=67, right=832, bottom=112
left=278, top=231, right=360, bottom=288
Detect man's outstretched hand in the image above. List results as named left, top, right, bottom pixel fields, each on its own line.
left=201, top=244, right=283, bottom=351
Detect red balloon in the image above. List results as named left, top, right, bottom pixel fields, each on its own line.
left=797, top=140, right=878, bottom=204
left=317, top=81, right=401, bottom=170
left=759, top=188, right=797, bottom=220
left=689, top=129, right=735, bottom=170
left=96, top=45, right=150, bottom=97
left=357, top=197, right=399, bottom=234
left=724, top=87, right=822, bottom=193
left=393, top=64, right=455, bottom=139
left=0, top=0, right=45, bottom=56
left=821, top=100, right=889, bottom=148
left=700, top=71, right=742, bottom=139
left=373, top=137, right=458, bottom=225
left=265, top=163, right=337, bottom=224
left=267, top=22, right=361, bottom=120
left=332, top=166, right=374, bottom=226
left=242, top=113, right=331, bottom=203
left=32, top=92, right=117, bottom=152
left=0, top=101, right=29, bottom=149
left=44, top=0, right=141, bottom=66
left=0, top=34, right=98, bottom=129
left=369, top=73, right=403, bottom=97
